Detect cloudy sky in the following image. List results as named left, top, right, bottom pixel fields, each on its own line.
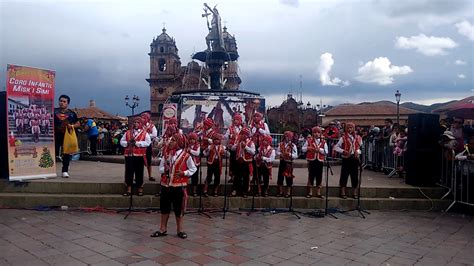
left=1, top=0, right=473, bottom=115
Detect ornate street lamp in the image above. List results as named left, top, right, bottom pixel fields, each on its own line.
left=395, top=90, right=401, bottom=125
left=125, top=95, right=140, bottom=115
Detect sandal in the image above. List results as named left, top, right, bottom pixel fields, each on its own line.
left=177, top=232, right=187, bottom=239
left=203, top=192, right=209, bottom=197
left=284, top=194, right=290, bottom=198
left=148, top=177, right=156, bottom=182
left=305, top=194, right=312, bottom=198
left=137, top=191, right=144, bottom=196
left=213, top=193, right=219, bottom=197
left=150, top=231, right=167, bottom=237
left=230, top=191, right=237, bottom=197
left=340, top=194, right=347, bottom=199
left=243, top=194, right=248, bottom=198
left=276, top=193, right=283, bottom=197
left=123, top=192, right=131, bottom=196
left=315, top=194, right=324, bottom=199
left=193, top=193, right=198, bottom=197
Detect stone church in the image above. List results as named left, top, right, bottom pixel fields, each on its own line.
left=147, top=27, right=241, bottom=123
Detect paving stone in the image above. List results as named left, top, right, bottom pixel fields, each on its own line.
left=0, top=210, right=473, bottom=265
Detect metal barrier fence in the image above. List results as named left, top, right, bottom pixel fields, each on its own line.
left=446, top=159, right=474, bottom=211
left=77, top=132, right=115, bottom=155
left=361, top=139, right=404, bottom=177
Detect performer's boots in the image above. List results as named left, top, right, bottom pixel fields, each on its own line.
left=340, top=187, right=347, bottom=199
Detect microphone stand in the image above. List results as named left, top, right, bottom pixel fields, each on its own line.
left=186, top=149, right=211, bottom=219
left=266, top=143, right=302, bottom=219
left=208, top=151, right=242, bottom=219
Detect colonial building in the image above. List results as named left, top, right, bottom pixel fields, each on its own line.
left=267, top=94, right=320, bottom=133
left=322, top=102, right=420, bottom=127
left=73, top=100, right=124, bottom=126
left=147, top=27, right=241, bottom=124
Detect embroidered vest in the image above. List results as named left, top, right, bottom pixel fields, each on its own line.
left=257, top=145, right=273, bottom=168
left=341, top=134, right=361, bottom=159
left=236, top=139, right=253, bottom=162
left=207, top=144, right=224, bottom=165
left=124, top=130, right=147, bottom=156
left=306, top=137, right=325, bottom=162
left=279, top=142, right=293, bottom=162
left=160, top=151, right=191, bottom=187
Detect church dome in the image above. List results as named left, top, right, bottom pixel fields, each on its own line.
left=156, top=28, right=173, bottom=42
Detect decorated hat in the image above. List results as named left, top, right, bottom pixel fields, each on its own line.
left=240, top=127, right=251, bottom=136
left=212, top=132, right=223, bottom=141
left=172, top=133, right=187, bottom=149
left=203, top=118, right=214, bottom=128
left=188, top=132, right=198, bottom=140
left=312, top=126, right=322, bottom=133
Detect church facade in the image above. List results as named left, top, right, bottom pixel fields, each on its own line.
left=147, top=27, right=241, bottom=124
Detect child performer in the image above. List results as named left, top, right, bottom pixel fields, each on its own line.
left=187, top=132, right=201, bottom=197
left=256, top=135, right=275, bottom=197
left=231, top=127, right=255, bottom=197
left=334, top=122, right=363, bottom=199
left=120, top=117, right=151, bottom=196
left=141, top=112, right=158, bottom=182
left=276, top=131, right=298, bottom=197
left=302, top=126, right=328, bottom=198
left=224, top=113, right=243, bottom=183
left=152, top=132, right=197, bottom=239
left=203, top=133, right=226, bottom=197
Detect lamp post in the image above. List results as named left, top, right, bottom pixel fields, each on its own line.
left=125, top=95, right=140, bottom=115
left=395, top=90, right=401, bottom=125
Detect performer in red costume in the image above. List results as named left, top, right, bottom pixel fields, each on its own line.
left=334, top=122, right=363, bottom=199
left=152, top=132, right=197, bottom=239
left=302, top=126, right=328, bottom=198
left=224, top=113, right=244, bottom=183
left=276, top=131, right=298, bottom=197
left=203, top=133, right=226, bottom=197
left=231, top=127, right=255, bottom=197
left=120, top=117, right=151, bottom=196
left=255, top=135, right=275, bottom=197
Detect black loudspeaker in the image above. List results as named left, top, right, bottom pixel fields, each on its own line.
left=405, top=113, right=441, bottom=187
left=0, top=91, right=8, bottom=179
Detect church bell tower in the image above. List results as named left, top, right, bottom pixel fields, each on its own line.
left=147, top=27, right=182, bottom=124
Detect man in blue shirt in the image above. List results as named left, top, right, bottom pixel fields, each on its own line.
left=85, top=117, right=99, bottom=155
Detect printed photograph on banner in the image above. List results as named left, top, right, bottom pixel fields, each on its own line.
left=179, top=94, right=265, bottom=134
left=6, top=64, right=56, bottom=180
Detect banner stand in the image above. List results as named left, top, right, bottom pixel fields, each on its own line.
left=5, top=64, right=57, bottom=181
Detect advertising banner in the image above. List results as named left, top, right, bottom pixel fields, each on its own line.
left=6, top=64, right=56, bottom=181
left=179, top=94, right=265, bottom=134
left=162, top=103, right=177, bottom=131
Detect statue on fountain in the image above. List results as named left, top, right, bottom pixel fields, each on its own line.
left=203, top=3, right=224, bottom=51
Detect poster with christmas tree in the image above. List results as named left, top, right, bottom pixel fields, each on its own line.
left=39, top=147, right=55, bottom=168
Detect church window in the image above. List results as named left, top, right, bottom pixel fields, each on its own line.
left=158, top=88, right=165, bottom=94
left=158, top=59, right=166, bottom=71
left=160, top=46, right=164, bottom=53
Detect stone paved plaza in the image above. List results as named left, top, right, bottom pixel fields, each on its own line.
left=0, top=209, right=473, bottom=265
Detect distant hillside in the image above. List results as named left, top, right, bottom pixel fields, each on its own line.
left=401, top=101, right=456, bottom=113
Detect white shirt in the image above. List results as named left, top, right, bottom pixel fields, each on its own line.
left=120, top=129, right=151, bottom=148
left=276, top=142, right=298, bottom=160
left=159, top=149, right=197, bottom=177
left=302, top=138, right=328, bottom=155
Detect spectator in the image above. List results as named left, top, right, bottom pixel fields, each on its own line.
left=84, top=117, right=99, bottom=155
left=54, top=94, right=80, bottom=178
left=450, top=117, right=466, bottom=153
